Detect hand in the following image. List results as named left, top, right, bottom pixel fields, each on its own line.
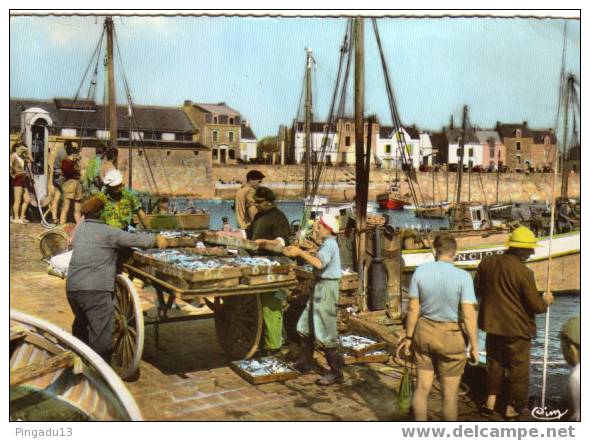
left=155, top=234, right=168, bottom=249
left=468, top=346, right=479, bottom=365
left=398, top=338, right=412, bottom=357
left=282, top=245, right=301, bottom=258
left=254, top=239, right=267, bottom=246
left=542, top=291, right=555, bottom=306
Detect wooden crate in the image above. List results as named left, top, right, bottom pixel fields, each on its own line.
left=145, top=213, right=210, bottom=230
left=242, top=273, right=296, bottom=286
left=230, top=359, right=300, bottom=385
left=343, top=350, right=390, bottom=365
left=200, top=231, right=259, bottom=250
left=339, top=334, right=387, bottom=356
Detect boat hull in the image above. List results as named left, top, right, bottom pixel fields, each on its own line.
left=376, top=193, right=406, bottom=210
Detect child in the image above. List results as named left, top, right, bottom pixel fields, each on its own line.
left=283, top=213, right=342, bottom=386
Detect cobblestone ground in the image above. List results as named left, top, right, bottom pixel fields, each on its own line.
left=10, top=223, right=481, bottom=421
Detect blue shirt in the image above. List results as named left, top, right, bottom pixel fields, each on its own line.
left=408, top=261, right=477, bottom=322
left=315, top=235, right=341, bottom=280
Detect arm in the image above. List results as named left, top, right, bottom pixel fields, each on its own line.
left=113, top=228, right=157, bottom=249
left=405, top=298, right=420, bottom=340
left=283, top=246, right=323, bottom=270
left=136, top=208, right=149, bottom=229
left=520, top=269, right=550, bottom=313
left=461, top=303, right=479, bottom=363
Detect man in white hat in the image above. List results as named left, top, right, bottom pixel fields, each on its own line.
left=101, top=169, right=148, bottom=230
left=283, top=213, right=343, bottom=386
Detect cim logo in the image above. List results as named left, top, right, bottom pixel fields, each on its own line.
left=531, top=406, right=569, bottom=421
left=455, top=249, right=504, bottom=262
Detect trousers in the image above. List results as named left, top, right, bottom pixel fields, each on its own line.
left=485, top=333, right=532, bottom=411
left=66, top=290, right=114, bottom=362
left=261, top=289, right=287, bottom=350
left=297, top=279, right=340, bottom=349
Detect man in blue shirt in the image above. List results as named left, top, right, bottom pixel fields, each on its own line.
left=399, top=234, right=479, bottom=421
left=283, top=214, right=342, bottom=386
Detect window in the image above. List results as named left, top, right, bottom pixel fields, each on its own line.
left=61, top=128, right=77, bottom=137
left=489, top=146, right=495, bottom=158
left=161, top=133, right=175, bottom=141
left=229, top=118, right=234, bottom=125
left=228, top=131, right=234, bottom=143
left=97, top=130, right=110, bottom=140
left=212, top=130, right=219, bottom=142
left=131, top=131, right=144, bottom=141
left=345, top=123, right=351, bottom=131
left=213, top=115, right=218, bottom=124
left=229, top=149, right=235, bottom=160
left=515, top=129, right=522, bottom=138
left=469, top=148, right=474, bottom=157
left=345, top=136, right=351, bottom=147
left=212, top=149, right=218, bottom=159
left=516, top=155, right=521, bottom=164
left=516, top=141, right=521, bottom=151
left=385, top=144, right=392, bottom=154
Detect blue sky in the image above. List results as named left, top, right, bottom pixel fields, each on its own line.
left=10, top=15, right=580, bottom=138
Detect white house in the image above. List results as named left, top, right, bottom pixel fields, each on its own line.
left=292, top=121, right=339, bottom=165
left=239, top=121, right=257, bottom=162
left=445, top=128, right=483, bottom=168
left=376, top=125, right=422, bottom=169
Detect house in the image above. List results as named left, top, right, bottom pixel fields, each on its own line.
left=333, top=117, right=380, bottom=166
left=376, top=125, right=422, bottom=169
left=183, top=101, right=241, bottom=165
left=445, top=127, right=482, bottom=168
left=530, top=129, right=558, bottom=171
left=239, top=120, right=257, bottom=162
left=428, top=132, right=449, bottom=165
left=291, top=121, right=339, bottom=165
left=496, top=121, right=534, bottom=172
left=475, top=129, right=506, bottom=169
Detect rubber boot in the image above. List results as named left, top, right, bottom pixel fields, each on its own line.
left=293, top=340, right=314, bottom=373
left=316, top=348, right=344, bottom=386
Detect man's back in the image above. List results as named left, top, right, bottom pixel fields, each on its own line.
left=475, top=253, right=546, bottom=338
left=248, top=207, right=290, bottom=244
left=409, top=261, right=476, bottom=322
left=235, top=185, right=255, bottom=229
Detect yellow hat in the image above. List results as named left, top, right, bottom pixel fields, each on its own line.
left=505, top=226, right=539, bottom=249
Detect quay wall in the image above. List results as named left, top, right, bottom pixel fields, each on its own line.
left=76, top=151, right=580, bottom=202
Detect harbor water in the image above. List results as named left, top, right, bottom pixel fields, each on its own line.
left=157, top=197, right=578, bottom=403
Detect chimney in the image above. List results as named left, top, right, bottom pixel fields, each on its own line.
left=243, top=119, right=249, bottom=128
left=450, top=115, right=454, bottom=130
left=523, top=121, right=528, bottom=127
left=184, top=100, right=192, bottom=107
left=496, top=121, right=500, bottom=130
left=218, top=102, right=226, bottom=106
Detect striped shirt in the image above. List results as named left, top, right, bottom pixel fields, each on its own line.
left=66, top=219, right=156, bottom=292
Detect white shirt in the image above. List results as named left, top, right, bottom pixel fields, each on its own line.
left=568, top=363, right=580, bottom=421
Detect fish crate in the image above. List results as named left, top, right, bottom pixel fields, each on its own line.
left=295, top=267, right=359, bottom=292
left=338, top=334, right=387, bottom=357
left=230, top=357, right=300, bottom=384
left=241, top=273, right=296, bottom=286
left=200, top=231, right=259, bottom=251
left=343, top=350, right=390, bottom=365
left=144, top=212, right=210, bottom=230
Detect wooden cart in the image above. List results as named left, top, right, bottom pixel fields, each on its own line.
left=110, top=254, right=297, bottom=381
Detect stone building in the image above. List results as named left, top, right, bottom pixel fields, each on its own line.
left=183, top=101, right=241, bottom=165
left=9, top=98, right=213, bottom=197
left=291, top=121, right=339, bottom=165
left=496, top=121, right=534, bottom=172
left=445, top=128, right=481, bottom=169
left=334, top=117, right=380, bottom=166
left=530, top=129, right=558, bottom=171
left=475, top=129, right=506, bottom=169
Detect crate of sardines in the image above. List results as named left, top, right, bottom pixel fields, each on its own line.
left=230, top=357, right=300, bottom=384
left=339, top=334, right=387, bottom=357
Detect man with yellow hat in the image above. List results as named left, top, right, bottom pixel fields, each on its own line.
left=474, top=226, right=554, bottom=420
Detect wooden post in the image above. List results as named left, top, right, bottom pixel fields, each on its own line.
left=455, top=105, right=468, bottom=206
left=560, top=76, right=571, bottom=199
left=354, top=17, right=367, bottom=310
left=105, top=17, right=118, bottom=150
left=304, top=48, right=313, bottom=199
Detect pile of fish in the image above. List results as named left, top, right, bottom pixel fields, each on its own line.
left=136, top=249, right=283, bottom=271
left=339, top=334, right=380, bottom=352
left=234, top=357, right=295, bottom=376
left=157, top=231, right=201, bottom=239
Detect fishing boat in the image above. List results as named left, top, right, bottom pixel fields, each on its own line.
left=10, top=309, right=142, bottom=421
left=376, top=183, right=408, bottom=210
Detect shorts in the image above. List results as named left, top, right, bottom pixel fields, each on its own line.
left=12, top=173, right=27, bottom=187
left=62, top=179, right=83, bottom=201
left=52, top=174, right=62, bottom=192
left=412, top=317, right=467, bottom=378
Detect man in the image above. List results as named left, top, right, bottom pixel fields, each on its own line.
left=399, top=234, right=479, bottom=421
left=475, top=226, right=554, bottom=420
left=557, top=198, right=578, bottom=233
left=101, top=169, right=148, bottom=230
left=246, top=186, right=291, bottom=355
left=48, top=142, right=68, bottom=224
left=82, top=145, right=107, bottom=195
left=283, top=214, right=343, bottom=386
left=66, top=196, right=168, bottom=362
left=60, top=142, right=83, bottom=225
left=235, top=169, right=265, bottom=230
left=560, top=316, right=580, bottom=421
left=10, top=143, right=33, bottom=224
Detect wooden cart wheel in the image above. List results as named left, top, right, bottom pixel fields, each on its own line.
left=112, top=274, right=144, bottom=380
left=39, top=232, right=69, bottom=259
left=214, top=294, right=263, bottom=360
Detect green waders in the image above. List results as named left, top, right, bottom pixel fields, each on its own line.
left=261, top=289, right=287, bottom=351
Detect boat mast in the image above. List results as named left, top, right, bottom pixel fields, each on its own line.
left=559, top=75, right=572, bottom=199
left=354, top=17, right=368, bottom=300
left=303, top=48, right=313, bottom=199
left=105, top=17, right=118, bottom=150
left=455, top=105, right=468, bottom=205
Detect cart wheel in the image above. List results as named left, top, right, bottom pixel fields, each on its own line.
left=39, top=232, right=68, bottom=259
left=112, top=274, right=144, bottom=380
left=214, top=294, right=263, bottom=360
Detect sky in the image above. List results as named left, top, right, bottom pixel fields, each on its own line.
left=9, top=14, right=580, bottom=139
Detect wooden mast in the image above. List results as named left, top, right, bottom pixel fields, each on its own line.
left=353, top=17, right=368, bottom=307
left=559, top=75, right=571, bottom=199
left=303, top=48, right=313, bottom=199
left=105, top=17, right=118, bottom=151
left=455, top=105, right=467, bottom=205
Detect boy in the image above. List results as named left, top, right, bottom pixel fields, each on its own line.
left=283, top=214, right=343, bottom=386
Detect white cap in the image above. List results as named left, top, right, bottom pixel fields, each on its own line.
left=319, top=214, right=339, bottom=234
left=569, top=198, right=576, bottom=204
left=103, top=169, right=123, bottom=187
